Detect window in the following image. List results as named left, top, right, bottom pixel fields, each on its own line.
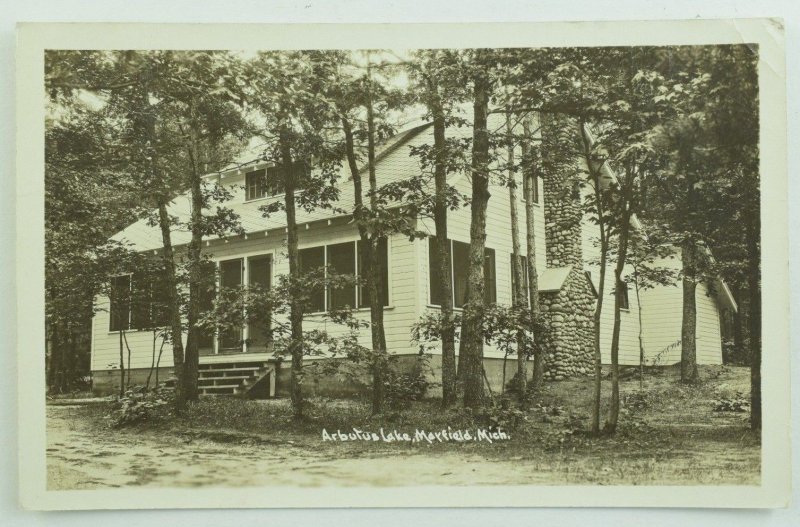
left=428, top=237, right=449, bottom=307
left=328, top=241, right=357, bottom=310
left=110, top=272, right=170, bottom=331
left=245, top=169, right=268, bottom=201
left=428, top=237, right=496, bottom=308
left=617, top=281, right=630, bottom=310
left=522, top=171, right=539, bottom=203
left=299, top=246, right=326, bottom=312
left=300, top=240, right=389, bottom=313
left=358, top=238, right=389, bottom=308
left=218, top=258, right=244, bottom=351
left=510, top=254, right=529, bottom=303
left=245, top=163, right=311, bottom=201
left=109, top=275, right=131, bottom=331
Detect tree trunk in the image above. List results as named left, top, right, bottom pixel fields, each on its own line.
left=507, top=115, right=528, bottom=403
left=680, top=241, right=699, bottom=383
left=580, top=122, right=606, bottom=436
left=181, top=126, right=204, bottom=403
left=46, top=320, right=60, bottom=393
left=633, top=264, right=645, bottom=390
left=431, top=106, right=457, bottom=408
left=364, top=77, right=388, bottom=415
left=522, top=117, right=542, bottom=391
left=280, top=131, right=305, bottom=419
left=680, top=156, right=699, bottom=384
left=732, top=287, right=745, bottom=361
left=118, top=329, right=126, bottom=397
left=342, top=110, right=388, bottom=415
left=461, top=74, right=491, bottom=408
left=366, top=237, right=388, bottom=414
left=605, top=212, right=631, bottom=435
left=142, top=67, right=186, bottom=410
left=746, top=216, right=761, bottom=431
left=156, top=199, right=186, bottom=409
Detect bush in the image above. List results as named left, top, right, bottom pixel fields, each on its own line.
left=109, top=384, right=174, bottom=427
left=722, top=338, right=750, bottom=366
left=475, top=399, right=526, bottom=431
left=712, top=391, right=750, bottom=413
left=383, top=355, right=435, bottom=410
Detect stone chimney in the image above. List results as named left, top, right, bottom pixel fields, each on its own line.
left=542, top=169, right=584, bottom=269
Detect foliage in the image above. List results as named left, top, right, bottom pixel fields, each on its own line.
left=382, top=355, right=435, bottom=410
left=712, top=392, right=750, bottom=413
left=109, top=384, right=174, bottom=428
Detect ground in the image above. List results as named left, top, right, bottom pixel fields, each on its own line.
left=46, top=365, right=760, bottom=489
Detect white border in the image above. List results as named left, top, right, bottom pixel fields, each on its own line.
left=16, top=19, right=790, bottom=511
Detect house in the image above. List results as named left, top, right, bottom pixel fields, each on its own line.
left=89, top=113, right=737, bottom=396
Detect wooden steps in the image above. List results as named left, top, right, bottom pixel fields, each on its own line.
left=164, top=360, right=277, bottom=397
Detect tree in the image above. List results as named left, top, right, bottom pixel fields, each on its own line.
left=459, top=50, right=498, bottom=408
left=247, top=51, right=345, bottom=418
left=329, top=50, right=406, bottom=414
left=44, top=99, right=144, bottom=393
left=520, top=116, right=543, bottom=391
left=152, top=52, right=249, bottom=402
left=46, top=51, right=247, bottom=409
left=400, top=50, right=470, bottom=407
left=505, top=111, right=529, bottom=402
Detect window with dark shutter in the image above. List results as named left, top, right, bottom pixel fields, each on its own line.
left=328, top=241, right=357, bottom=310
left=618, top=281, right=630, bottom=310
left=428, top=237, right=445, bottom=307
left=484, top=248, right=496, bottom=304
left=358, top=238, right=389, bottom=308
left=428, top=237, right=496, bottom=309
left=109, top=275, right=131, bottom=331
left=522, top=171, right=539, bottom=203
left=510, top=254, right=529, bottom=303
left=299, top=246, right=326, bottom=313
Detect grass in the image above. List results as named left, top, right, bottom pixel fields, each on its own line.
left=73, top=364, right=760, bottom=485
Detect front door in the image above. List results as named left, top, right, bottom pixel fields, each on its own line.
left=246, top=255, right=272, bottom=353
left=218, top=258, right=244, bottom=352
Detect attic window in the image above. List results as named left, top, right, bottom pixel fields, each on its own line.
left=245, top=169, right=268, bottom=200
left=245, top=165, right=301, bottom=201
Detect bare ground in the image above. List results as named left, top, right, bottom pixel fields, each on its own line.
left=46, top=365, right=760, bottom=489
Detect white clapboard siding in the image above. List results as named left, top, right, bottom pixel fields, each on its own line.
left=578, top=178, right=643, bottom=366
left=91, top=223, right=419, bottom=371
left=638, top=255, right=723, bottom=365
left=93, top=112, right=725, bottom=372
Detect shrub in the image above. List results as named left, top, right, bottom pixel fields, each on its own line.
left=109, top=384, right=173, bottom=427
left=383, top=355, right=435, bottom=410
left=475, top=399, right=526, bottom=431
left=712, top=391, right=750, bottom=413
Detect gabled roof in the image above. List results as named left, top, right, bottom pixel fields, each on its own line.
left=111, top=121, right=437, bottom=252
left=538, top=266, right=572, bottom=293
left=581, top=124, right=737, bottom=314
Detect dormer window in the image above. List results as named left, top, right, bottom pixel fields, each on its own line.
left=245, top=169, right=268, bottom=200
left=245, top=163, right=310, bottom=201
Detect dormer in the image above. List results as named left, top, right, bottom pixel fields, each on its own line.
left=243, top=162, right=310, bottom=202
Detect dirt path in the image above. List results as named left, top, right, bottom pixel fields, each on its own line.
left=47, top=405, right=555, bottom=489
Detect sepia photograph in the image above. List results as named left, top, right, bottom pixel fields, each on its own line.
left=14, top=19, right=790, bottom=510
